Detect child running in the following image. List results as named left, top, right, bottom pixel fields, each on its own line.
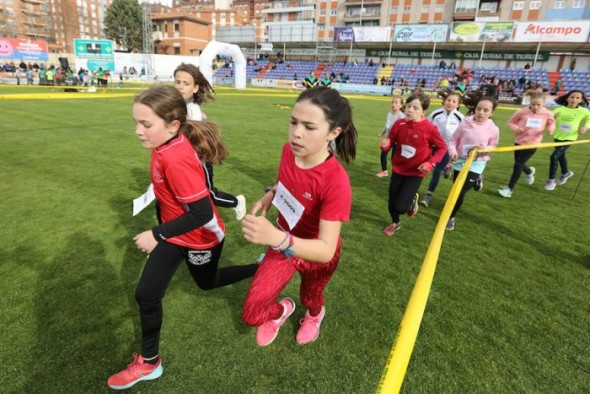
left=375, top=95, right=405, bottom=177
left=107, top=85, right=258, bottom=390
left=421, top=91, right=465, bottom=207
left=174, top=63, right=246, bottom=219
left=241, top=87, right=357, bottom=346
left=381, top=93, right=447, bottom=236
left=497, top=90, right=555, bottom=198
left=544, top=90, right=589, bottom=190
left=446, top=95, right=499, bottom=230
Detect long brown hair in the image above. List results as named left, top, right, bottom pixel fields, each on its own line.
left=134, top=85, right=227, bottom=164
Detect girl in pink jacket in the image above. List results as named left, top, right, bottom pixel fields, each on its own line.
left=447, top=95, right=500, bottom=230
left=497, top=91, right=556, bottom=198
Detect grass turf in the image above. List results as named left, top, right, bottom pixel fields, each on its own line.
left=0, top=85, right=588, bottom=393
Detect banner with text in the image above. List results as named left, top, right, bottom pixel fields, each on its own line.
left=73, top=39, right=114, bottom=59
left=334, top=27, right=391, bottom=43
left=513, top=21, right=590, bottom=42
left=0, top=38, right=48, bottom=61
left=366, top=48, right=548, bottom=61
left=393, top=24, right=448, bottom=42
left=449, top=22, right=514, bottom=42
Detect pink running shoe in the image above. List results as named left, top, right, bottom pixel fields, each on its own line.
left=296, top=306, right=326, bottom=345
left=375, top=170, right=388, bottom=178
left=383, top=222, right=400, bottom=236
left=107, top=353, right=163, bottom=390
left=256, top=298, right=295, bottom=347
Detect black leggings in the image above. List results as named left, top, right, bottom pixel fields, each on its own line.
left=388, top=173, right=423, bottom=223
left=508, top=145, right=536, bottom=190
left=450, top=170, right=480, bottom=218
left=135, top=239, right=257, bottom=358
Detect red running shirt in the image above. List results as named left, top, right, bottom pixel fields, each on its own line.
left=274, top=144, right=351, bottom=239
left=151, top=134, right=225, bottom=249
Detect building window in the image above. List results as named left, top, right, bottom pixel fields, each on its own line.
left=391, top=6, right=398, bottom=14
left=573, top=0, right=585, bottom=8
left=174, top=47, right=180, bottom=54
left=435, top=5, right=444, bottom=13
left=529, top=1, right=541, bottom=9
left=404, top=6, right=411, bottom=13
left=512, top=1, right=524, bottom=10
left=421, top=6, right=429, bottom=13
left=320, top=10, right=325, bottom=16
left=480, top=2, right=497, bottom=12
left=455, top=0, right=478, bottom=13
left=331, top=10, right=337, bottom=16
left=554, top=0, right=566, bottom=8
left=318, top=23, right=324, bottom=30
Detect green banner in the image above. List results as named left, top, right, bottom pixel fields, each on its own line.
left=366, top=49, right=549, bottom=61
left=74, top=39, right=114, bottom=59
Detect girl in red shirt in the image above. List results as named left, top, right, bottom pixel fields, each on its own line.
left=241, top=87, right=358, bottom=347
left=381, top=93, right=447, bottom=236
left=107, top=85, right=258, bottom=390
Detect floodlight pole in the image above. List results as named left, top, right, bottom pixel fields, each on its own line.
left=533, top=36, right=542, bottom=68
left=141, top=1, right=154, bottom=79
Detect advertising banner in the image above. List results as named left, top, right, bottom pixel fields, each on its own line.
left=449, top=22, right=514, bottom=42
left=74, top=39, right=114, bottom=59
left=513, top=21, right=590, bottom=42
left=393, top=24, right=448, bottom=42
left=366, top=48, right=549, bottom=61
left=333, top=27, right=390, bottom=43
left=0, top=38, right=48, bottom=61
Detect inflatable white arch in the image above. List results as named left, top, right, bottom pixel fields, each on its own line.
left=199, top=41, right=246, bottom=89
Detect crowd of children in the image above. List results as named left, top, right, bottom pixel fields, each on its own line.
left=106, top=63, right=588, bottom=389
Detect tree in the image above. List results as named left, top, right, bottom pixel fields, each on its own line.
left=104, top=0, right=143, bottom=52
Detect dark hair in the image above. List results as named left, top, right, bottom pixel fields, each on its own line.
left=437, top=88, right=462, bottom=106
left=462, top=90, right=497, bottom=116
left=405, top=93, right=430, bottom=111
left=554, top=90, right=589, bottom=107
left=296, top=87, right=357, bottom=163
left=173, top=63, right=215, bottom=105
left=135, top=85, right=227, bottom=164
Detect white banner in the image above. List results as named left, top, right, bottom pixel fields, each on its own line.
left=393, top=24, right=448, bottom=42
left=513, top=21, right=590, bottom=43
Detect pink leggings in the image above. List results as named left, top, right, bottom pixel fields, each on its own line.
left=242, top=240, right=341, bottom=326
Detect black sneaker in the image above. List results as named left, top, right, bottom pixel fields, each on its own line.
left=474, top=174, right=484, bottom=192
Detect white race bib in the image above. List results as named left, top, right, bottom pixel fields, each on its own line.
left=401, top=144, right=416, bottom=159
left=462, top=144, right=476, bottom=157
left=525, top=117, right=543, bottom=128
left=272, top=181, right=305, bottom=230
left=559, top=123, right=573, bottom=132
left=133, top=183, right=156, bottom=216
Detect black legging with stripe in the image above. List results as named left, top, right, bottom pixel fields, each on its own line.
left=136, top=239, right=257, bottom=358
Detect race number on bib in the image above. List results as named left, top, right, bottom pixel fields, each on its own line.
left=559, top=123, right=573, bottom=133
left=400, top=144, right=416, bottom=159
left=272, top=181, right=305, bottom=230
left=525, top=117, right=543, bottom=128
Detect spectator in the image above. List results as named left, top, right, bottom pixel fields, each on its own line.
left=439, top=60, right=447, bottom=70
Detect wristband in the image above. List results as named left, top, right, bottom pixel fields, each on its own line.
left=271, top=231, right=289, bottom=251
left=281, top=234, right=295, bottom=260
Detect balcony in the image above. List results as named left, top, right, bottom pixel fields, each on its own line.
left=22, top=0, right=47, bottom=4
left=263, top=2, right=314, bottom=14
left=21, top=8, right=48, bottom=17
left=344, top=0, right=382, bottom=4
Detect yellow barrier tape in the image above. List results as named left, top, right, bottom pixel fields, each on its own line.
left=377, top=138, right=590, bottom=394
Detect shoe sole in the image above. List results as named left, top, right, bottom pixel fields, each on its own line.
left=235, top=195, right=246, bottom=220
left=108, top=364, right=163, bottom=390
left=420, top=201, right=429, bottom=207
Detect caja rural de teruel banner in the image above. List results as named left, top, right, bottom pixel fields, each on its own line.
left=513, top=21, right=590, bottom=42
left=392, top=24, right=448, bottom=42
left=449, top=22, right=514, bottom=42
left=333, top=27, right=391, bottom=43
left=0, top=38, right=48, bottom=61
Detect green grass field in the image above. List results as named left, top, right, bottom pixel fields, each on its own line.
left=0, top=85, right=588, bottom=393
